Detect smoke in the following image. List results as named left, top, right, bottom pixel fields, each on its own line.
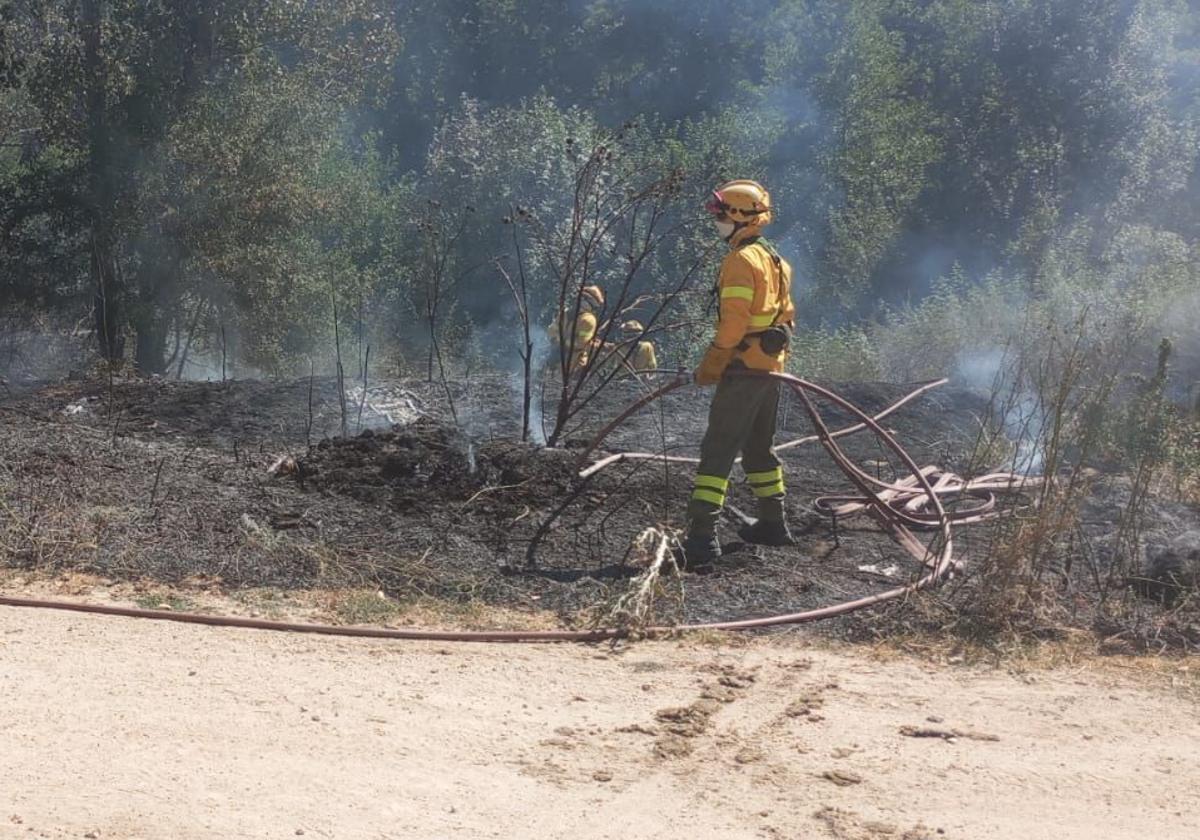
left=0, top=321, right=90, bottom=386
left=955, top=348, right=999, bottom=394
left=454, top=314, right=554, bottom=444
left=1159, top=284, right=1200, bottom=404
left=527, top=327, right=552, bottom=445
left=175, top=350, right=224, bottom=382
left=956, top=347, right=1046, bottom=476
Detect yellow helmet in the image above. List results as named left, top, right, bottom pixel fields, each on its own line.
left=581, top=285, right=605, bottom=309
left=705, top=179, right=772, bottom=227
left=621, top=320, right=644, bottom=335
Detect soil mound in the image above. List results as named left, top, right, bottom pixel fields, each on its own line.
left=302, top=418, right=575, bottom=514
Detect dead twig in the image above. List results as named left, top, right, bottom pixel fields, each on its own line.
left=356, top=345, right=371, bottom=435
left=305, top=359, right=315, bottom=449
left=461, top=478, right=533, bottom=508
left=149, top=456, right=166, bottom=507
left=598, top=527, right=683, bottom=633
left=496, top=222, right=535, bottom=441
left=332, top=290, right=348, bottom=438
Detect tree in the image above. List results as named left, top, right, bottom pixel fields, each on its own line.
left=3, top=0, right=398, bottom=372
left=510, top=129, right=710, bottom=447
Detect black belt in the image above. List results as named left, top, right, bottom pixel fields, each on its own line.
left=736, top=330, right=767, bottom=352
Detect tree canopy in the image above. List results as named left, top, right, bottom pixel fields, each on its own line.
left=1, top=0, right=1197, bottom=378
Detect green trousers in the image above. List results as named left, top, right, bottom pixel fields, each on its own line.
left=686, top=373, right=785, bottom=536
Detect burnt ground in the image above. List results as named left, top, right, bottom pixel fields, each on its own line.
left=1, top=373, right=1198, bottom=648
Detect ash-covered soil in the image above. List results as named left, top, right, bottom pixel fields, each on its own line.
left=2, top=373, right=1197, bottom=646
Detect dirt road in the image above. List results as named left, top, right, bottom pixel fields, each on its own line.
left=2, top=606, right=1198, bottom=840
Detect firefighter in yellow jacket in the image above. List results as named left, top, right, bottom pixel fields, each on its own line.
left=682, top=179, right=796, bottom=565
left=620, top=320, right=658, bottom=374
left=548, top=285, right=604, bottom=374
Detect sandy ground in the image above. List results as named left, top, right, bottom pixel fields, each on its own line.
left=2, top=605, right=1199, bottom=840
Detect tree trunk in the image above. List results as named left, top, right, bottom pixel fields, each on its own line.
left=427, top=319, right=436, bottom=382
left=83, top=0, right=125, bottom=361
left=521, top=335, right=532, bottom=443
left=91, top=242, right=124, bottom=361
left=547, top=401, right=569, bottom=448
left=133, top=314, right=168, bottom=375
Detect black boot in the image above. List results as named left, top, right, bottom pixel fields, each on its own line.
left=675, top=531, right=721, bottom=569
left=737, top=518, right=796, bottom=547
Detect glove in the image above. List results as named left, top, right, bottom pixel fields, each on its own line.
left=694, top=344, right=735, bottom=386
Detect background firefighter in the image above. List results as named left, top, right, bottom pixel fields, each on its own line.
left=619, top=320, right=658, bottom=375
left=588, top=319, right=659, bottom=380
left=682, top=179, right=797, bottom=565
left=548, top=285, right=605, bottom=375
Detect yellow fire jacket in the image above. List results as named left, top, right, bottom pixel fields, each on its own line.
left=710, top=232, right=794, bottom=374
left=631, top=340, right=657, bottom=372
left=548, top=310, right=598, bottom=372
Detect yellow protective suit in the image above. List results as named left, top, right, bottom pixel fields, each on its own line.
left=696, top=228, right=794, bottom=384
left=631, top=340, right=657, bottom=372
left=548, top=310, right=598, bottom=373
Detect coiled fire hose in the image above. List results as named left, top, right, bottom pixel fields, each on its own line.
left=0, top=372, right=1028, bottom=643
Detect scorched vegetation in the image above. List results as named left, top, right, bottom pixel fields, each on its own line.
left=2, top=1, right=1199, bottom=649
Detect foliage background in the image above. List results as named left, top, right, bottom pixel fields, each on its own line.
left=1, top=0, right=1198, bottom=403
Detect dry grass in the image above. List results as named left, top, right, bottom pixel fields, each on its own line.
left=133, top=593, right=198, bottom=612
left=924, top=308, right=1200, bottom=649
left=592, top=527, right=684, bottom=635
left=308, top=588, right=562, bottom=632
left=958, top=489, right=1080, bottom=636
left=863, top=626, right=1200, bottom=698
left=327, top=589, right=403, bottom=625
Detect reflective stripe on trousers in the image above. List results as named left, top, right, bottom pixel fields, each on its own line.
left=691, top=474, right=729, bottom=507
left=686, top=373, right=786, bottom=535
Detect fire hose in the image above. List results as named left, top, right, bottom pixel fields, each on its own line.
left=0, top=373, right=1031, bottom=643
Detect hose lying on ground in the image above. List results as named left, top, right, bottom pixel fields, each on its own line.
left=579, top=376, right=948, bottom=477
left=0, top=373, right=1035, bottom=643
left=813, top=469, right=1043, bottom=528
